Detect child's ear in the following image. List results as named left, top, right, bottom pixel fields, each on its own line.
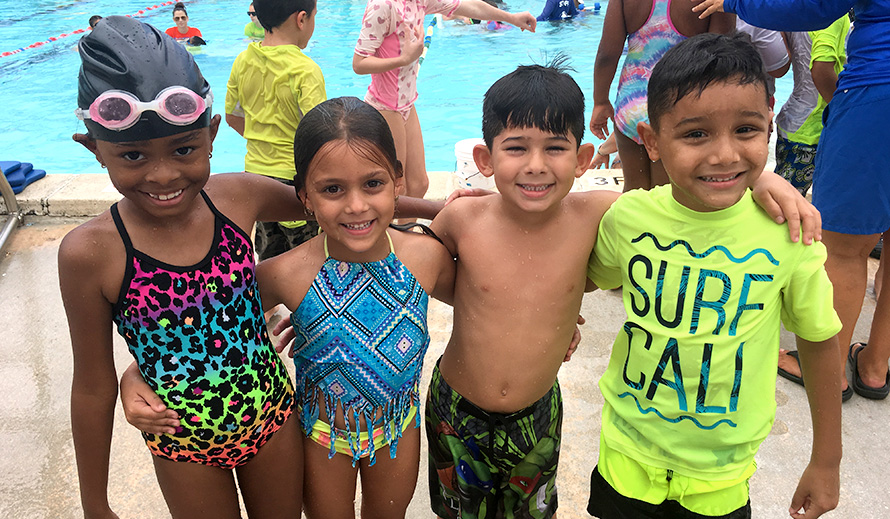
left=472, top=144, right=494, bottom=178
left=637, top=122, right=660, bottom=162
left=295, top=10, right=308, bottom=28
left=208, top=114, right=222, bottom=155
left=575, top=143, right=596, bottom=178
left=298, top=190, right=313, bottom=215
left=73, top=133, right=105, bottom=166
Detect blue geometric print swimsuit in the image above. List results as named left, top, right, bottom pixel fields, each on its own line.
left=290, top=231, right=430, bottom=465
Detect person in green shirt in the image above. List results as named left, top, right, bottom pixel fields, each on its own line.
left=244, top=2, right=265, bottom=39
left=226, top=0, right=324, bottom=260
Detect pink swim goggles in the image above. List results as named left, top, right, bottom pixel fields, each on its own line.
left=75, top=86, right=213, bottom=130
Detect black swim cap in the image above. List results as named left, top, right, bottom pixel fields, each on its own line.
left=77, top=15, right=212, bottom=143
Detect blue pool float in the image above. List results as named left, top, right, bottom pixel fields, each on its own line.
left=1, top=161, right=46, bottom=195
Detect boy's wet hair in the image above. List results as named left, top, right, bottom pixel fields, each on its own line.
left=253, top=0, right=316, bottom=32
left=293, top=96, right=402, bottom=195
left=482, top=55, right=585, bottom=148
left=647, top=33, right=770, bottom=131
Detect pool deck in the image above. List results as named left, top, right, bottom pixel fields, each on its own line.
left=1, top=170, right=887, bottom=518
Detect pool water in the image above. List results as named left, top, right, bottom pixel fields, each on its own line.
left=1, top=0, right=793, bottom=176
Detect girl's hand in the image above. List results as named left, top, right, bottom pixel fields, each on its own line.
left=510, top=12, right=537, bottom=32
left=590, top=149, right=610, bottom=170
left=751, top=171, right=822, bottom=244
left=564, top=315, right=585, bottom=362
left=401, top=25, right=425, bottom=65
left=691, top=0, right=725, bottom=19
left=272, top=318, right=297, bottom=358
left=590, top=103, right=614, bottom=140
left=119, top=362, right=180, bottom=435
left=445, top=188, right=496, bottom=206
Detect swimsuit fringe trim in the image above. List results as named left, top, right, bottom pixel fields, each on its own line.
left=300, top=377, right=422, bottom=467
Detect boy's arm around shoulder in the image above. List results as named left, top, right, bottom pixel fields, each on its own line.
left=791, top=334, right=841, bottom=519
left=58, top=222, right=122, bottom=518
left=752, top=171, right=822, bottom=245
left=576, top=189, right=621, bottom=291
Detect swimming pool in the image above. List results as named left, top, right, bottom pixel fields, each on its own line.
left=1, top=0, right=793, bottom=176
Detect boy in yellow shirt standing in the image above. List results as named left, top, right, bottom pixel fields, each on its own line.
left=586, top=34, right=842, bottom=519
left=226, top=0, right=324, bottom=259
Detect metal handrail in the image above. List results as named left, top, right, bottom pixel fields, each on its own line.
left=0, top=169, right=23, bottom=259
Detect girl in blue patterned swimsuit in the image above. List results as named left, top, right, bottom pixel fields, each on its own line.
left=60, top=16, right=310, bottom=518
left=259, top=96, right=455, bottom=518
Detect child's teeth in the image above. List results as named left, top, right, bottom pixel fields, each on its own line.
left=149, top=189, right=183, bottom=200
left=345, top=221, right=371, bottom=230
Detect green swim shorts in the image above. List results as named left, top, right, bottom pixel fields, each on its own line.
left=425, top=362, right=562, bottom=519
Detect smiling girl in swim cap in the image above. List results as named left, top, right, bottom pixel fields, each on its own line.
left=63, top=15, right=307, bottom=517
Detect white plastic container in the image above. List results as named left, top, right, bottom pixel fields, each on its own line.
left=453, top=138, right=496, bottom=190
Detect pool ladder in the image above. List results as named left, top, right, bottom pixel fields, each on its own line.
left=0, top=167, right=23, bottom=260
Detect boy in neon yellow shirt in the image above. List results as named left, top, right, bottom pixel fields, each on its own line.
left=586, top=33, right=842, bottom=519
left=225, top=0, right=325, bottom=259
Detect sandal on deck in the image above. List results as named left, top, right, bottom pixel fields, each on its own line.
left=848, top=343, right=890, bottom=400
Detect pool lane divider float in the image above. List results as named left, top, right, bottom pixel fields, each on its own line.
left=417, top=14, right=441, bottom=69
left=1, top=1, right=177, bottom=58
left=0, top=161, right=46, bottom=195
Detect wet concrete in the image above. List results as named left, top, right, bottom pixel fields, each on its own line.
left=1, top=187, right=888, bottom=518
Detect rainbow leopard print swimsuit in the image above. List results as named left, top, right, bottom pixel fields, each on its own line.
left=111, top=191, right=294, bottom=469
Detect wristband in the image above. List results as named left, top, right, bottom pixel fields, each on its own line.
left=596, top=148, right=609, bottom=157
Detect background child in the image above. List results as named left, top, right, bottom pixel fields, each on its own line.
left=586, top=33, right=842, bottom=519
left=590, top=0, right=734, bottom=191
left=352, top=0, right=536, bottom=200
left=244, top=2, right=266, bottom=39
left=774, top=16, right=850, bottom=197
left=226, top=0, right=325, bottom=260
left=62, top=16, right=306, bottom=518
left=260, top=96, right=455, bottom=518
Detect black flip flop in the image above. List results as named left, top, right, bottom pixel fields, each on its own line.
left=848, top=342, right=890, bottom=400
left=777, top=350, right=805, bottom=387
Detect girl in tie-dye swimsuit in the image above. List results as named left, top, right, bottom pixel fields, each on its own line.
left=352, top=0, right=536, bottom=200
left=590, top=0, right=733, bottom=190
left=62, top=17, right=308, bottom=518
left=257, top=96, right=455, bottom=518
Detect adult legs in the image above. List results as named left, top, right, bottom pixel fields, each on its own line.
left=616, top=131, right=668, bottom=191
left=151, top=455, right=242, bottom=518
left=821, top=230, right=884, bottom=391
left=358, top=424, right=421, bottom=519
left=302, top=435, right=360, bottom=519
left=857, top=230, right=890, bottom=388
left=236, top=412, right=304, bottom=518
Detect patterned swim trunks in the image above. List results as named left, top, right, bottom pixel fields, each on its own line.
left=425, top=362, right=562, bottom=519
left=775, top=135, right=818, bottom=196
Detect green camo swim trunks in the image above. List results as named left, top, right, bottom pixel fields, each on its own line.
left=425, top=362, right=562, bottom=519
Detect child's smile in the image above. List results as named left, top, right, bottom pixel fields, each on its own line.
left=476, top=126, right=591, bottom=215
left=641, top=80, right=771, bottom=212
left=302, top=141, right=402, bottom=263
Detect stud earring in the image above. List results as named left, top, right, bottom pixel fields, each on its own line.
left=100, top=163, right=106, bottom=169
left=208, top=152, right=213, bottom=159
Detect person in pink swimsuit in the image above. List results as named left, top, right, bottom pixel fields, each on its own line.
left=353, top=0, right=537, bottom=199
left=590, top=0, right=733, bottom=191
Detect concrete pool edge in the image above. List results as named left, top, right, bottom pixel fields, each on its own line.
left=0, top=169, right=625, bottom=217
